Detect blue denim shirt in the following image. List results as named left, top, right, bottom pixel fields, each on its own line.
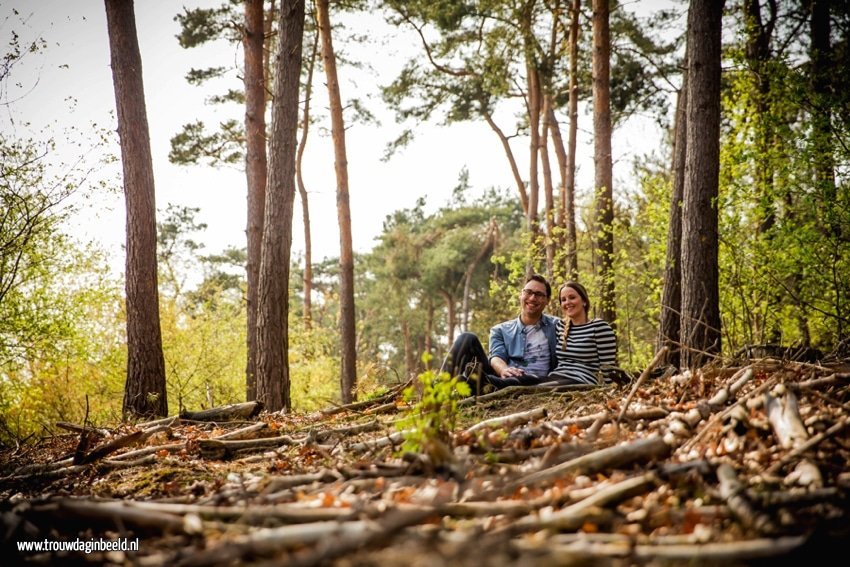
left=488, top=314, right=559, bottom=374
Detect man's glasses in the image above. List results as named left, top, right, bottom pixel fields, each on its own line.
left=521, top=289, right=548, bottom=299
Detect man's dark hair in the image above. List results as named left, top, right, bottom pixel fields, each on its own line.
left=525, top=274, right=551, bottom=298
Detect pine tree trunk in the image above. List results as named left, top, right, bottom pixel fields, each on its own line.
left=681, top=0, right=724, bottom=368
left=104, top=0, right=168, bottom=419
left=316, top=0, right=357, bottom=403
left=658, top=48, right=688, bottom=369
left=541, top=96, right=555, bottom=280
left=591, top=0, right=615, bottom=324
left=256, top=0, right=305, bottom=412
left=297, top=27, right=320, bottom=329
left=482, top=109, right=529, bottom=215
left=244, top=0, right=266, bottom=401
left=565, top=0, right=580, bottom=280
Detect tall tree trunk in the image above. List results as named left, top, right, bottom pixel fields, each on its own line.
left=425, top=299, right=434, bottom=364
left=482, top=108, right=529, bottom=215
left=658, top=49, right=688, bottom=369
left=681, top=0, right=724, bottom=368
left=401, top=319, right=415, bottom=380
left=256, top=0, right=305, bottom=412
left=745, top=0, right=781, bottom=343
left=591, top=0, right=615, bottom=324
left=565, top=0, right=580, bottom=280
left=547, top=103, right=567, bottom=229
left=461, top=219, right=497, bottom=331
left=297, top=25, right=319, bottom=329
left=441, top=290, right=457, bottom=347
left=316, top=0, right=357, bottom=403
left=244, top=0, right=267, bottom=402
left=526, top=64, right=542, bottom=237
left=541, top=97, right=556, bottom=280
left=107, top=0, right=169, bottom=417
left=104, top=0, right=168, bottom=419
left=808, top=0, right=840, bottom=338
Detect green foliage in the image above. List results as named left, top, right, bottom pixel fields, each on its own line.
left=610, top=162, right=669, bottom=369
left=717, top=34, right=850, bottom=351
left=396, top=354, right=470, bottom=457
left=359, top=184, right=523, bottom=373
left=169, top=120, right=245, bottom=166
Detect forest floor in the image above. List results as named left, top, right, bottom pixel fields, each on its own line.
left=2, top=357, right=849, bottom=566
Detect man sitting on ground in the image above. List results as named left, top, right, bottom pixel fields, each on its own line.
left=439, top=274, right=559, bottom=394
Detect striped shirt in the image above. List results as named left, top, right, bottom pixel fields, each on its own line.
left=550, top=318, right=617, bottom=384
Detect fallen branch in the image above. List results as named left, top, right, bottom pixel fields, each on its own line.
left=617, top=347, right=667, bottom=426
left=464, top=406, right=547, bottom=435
left=510, top=435, right=670, bottom=490
left=321, top=381, right=410, bottom=416
left=507, top=472, right=657, bottom=532
left=198, top=435, right=296, bottom=459
left=764, top=387, right=822, bottom=487
left=179, top=401, right=263, bottom=422
left=717, top=463, right=776, bottom=534
left=214, top=421, right=268, bottom=440
left=766, top=415, right=850, bottom=476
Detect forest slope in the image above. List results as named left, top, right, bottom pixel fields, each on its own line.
left=2, top=358, right=849, bottom=566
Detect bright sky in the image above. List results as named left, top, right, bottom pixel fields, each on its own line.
left=4, top=0, right=673, bottom=273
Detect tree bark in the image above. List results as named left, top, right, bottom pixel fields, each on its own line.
left=316, top=0, right=357, bottom=403
left=657, top=48, right=687, bottom=369
left=681, top=0, right=724, bottom=368
left=565, top=0, right=580, bottom=280
left=256, top=0, right=305, bottom=412
left=244, top=0, right=267, bottom=401
left=104, top=0, right=168, bottom=419
left=526, top=65, right=542, bottom=239
left=297, top=26, right=320, bottom=329
left=591, top=0, right=615, bottom=325
left=540, top=97, right=556, bottom=280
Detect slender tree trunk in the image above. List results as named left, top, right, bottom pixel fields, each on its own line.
left=256, top=0, right=305, bottom=412
left=482, top=109, right=529, bottom=215
left=104, top=0, right=168, bottom=419
left=658, top=49, right=688, bottom=369
left=540, top=96, right=555, bottom=279
left=316, top=0, right=357, bottom=403
left=681, top=0, right=724, bottom=368
left=808, top=0, right=840, bottom=337
left=244, top=0, right=266, bottom=402
left=565, top=0, right=580, bottom=280
left=591, top=0, right=615, bottom=324
left=296, top=25, right=319, bottom=329
left=441, top=290, right=457, bottom=347
left=745, top=0, right=783, bottom=343
left=547, top=103, right=567, bottom=230
left=527, top=64, right=542, bottom=237
left=401, top=319, right=415, bottom=379
left=461, top=219, right=497, bottom=331
left=425, top=299, right=434, bottom=364
left=263, top=0, right=276, bottom=84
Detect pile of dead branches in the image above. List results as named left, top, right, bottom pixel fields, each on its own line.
left=2, top=358, right=848, bottom=566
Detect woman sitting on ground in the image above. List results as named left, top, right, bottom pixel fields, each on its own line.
left=547, top=281, right=617, bottom=385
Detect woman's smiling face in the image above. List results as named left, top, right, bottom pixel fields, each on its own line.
left=559, top=285, right=587, bottom=323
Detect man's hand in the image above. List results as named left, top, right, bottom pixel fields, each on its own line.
left=500, top=366, right=525, bottom=378
left=491, top=356, right=524, bottom=378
